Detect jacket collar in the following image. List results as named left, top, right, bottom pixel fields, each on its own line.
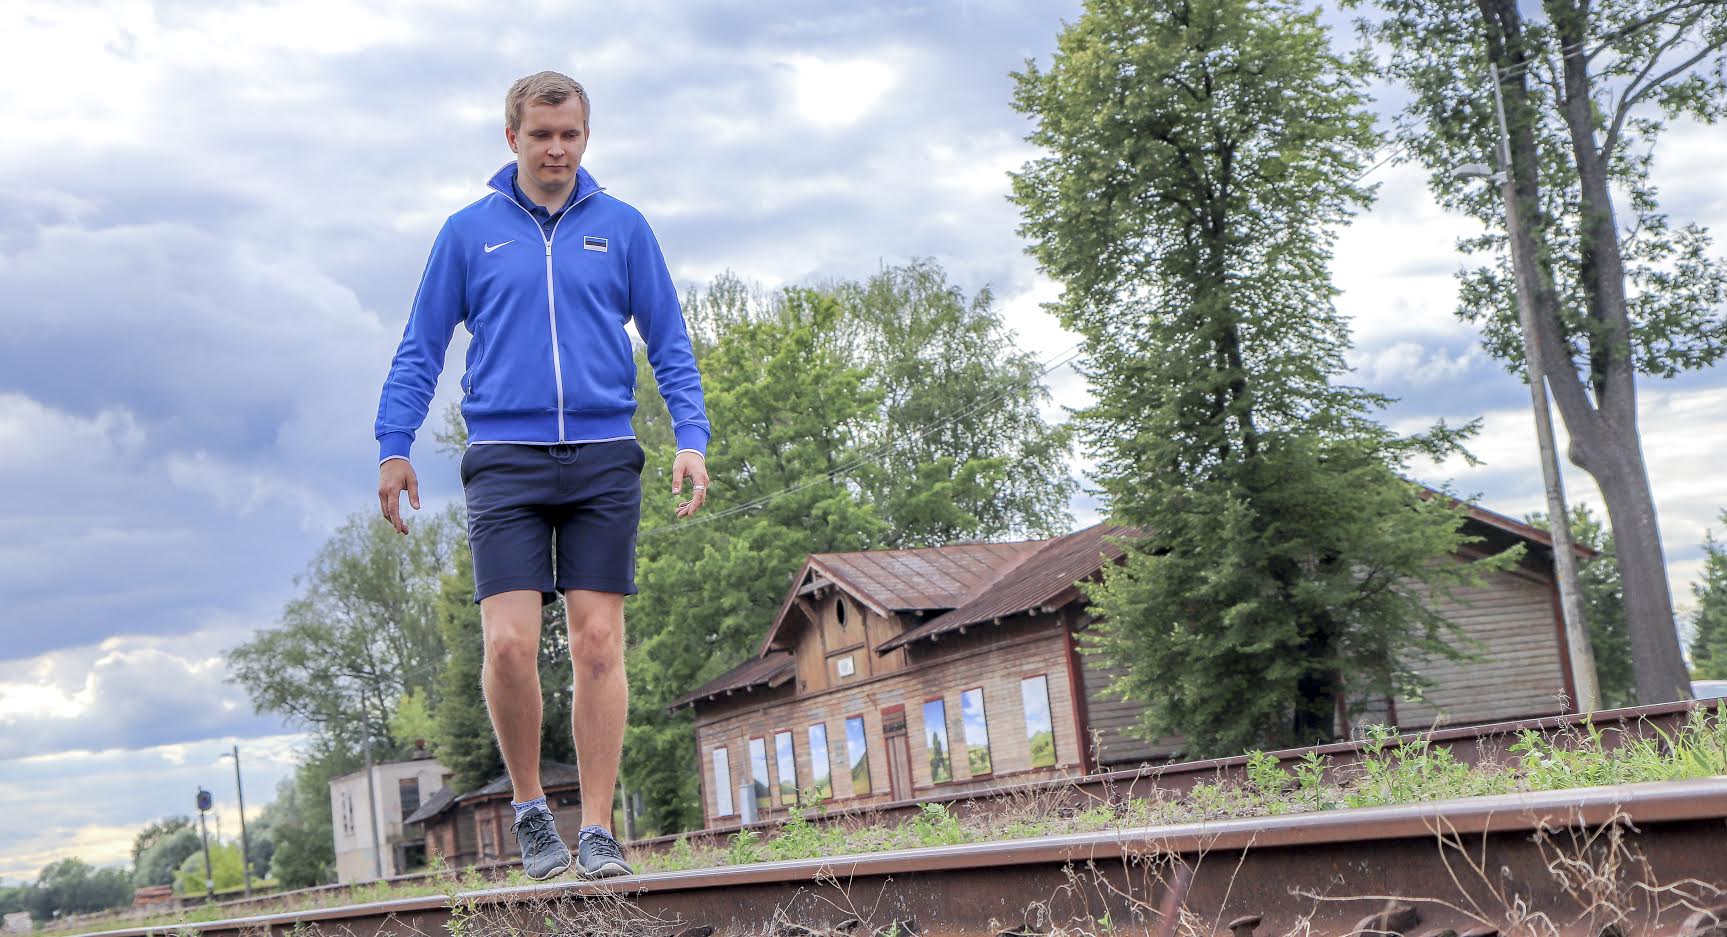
left=486, top=162, right=602, bottom=210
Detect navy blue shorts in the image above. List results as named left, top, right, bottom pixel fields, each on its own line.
left=460, top=440, right=645, bottom=604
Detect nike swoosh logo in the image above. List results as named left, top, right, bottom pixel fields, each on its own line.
left=484, top=240, right=514, bottom=253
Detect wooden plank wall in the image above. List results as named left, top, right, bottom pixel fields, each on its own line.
left=1076, top=561, right=1568, bottom=767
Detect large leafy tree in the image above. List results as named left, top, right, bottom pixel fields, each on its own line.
left=259, top=741, right=361, bottom=889
left=624, top=265, right=1076, bottom=830
left=837, top=260, right=1076, bottom=546
left=228, top=510, right=460, bottom=752
left=132, top=826, right=201, bottom=888
left=1354, top=0, right=1727, bottom=703
left=1011, top=0, right=1509, bottom=754
left=24, top=859, right=132, bottom=924
left=1690, top=515, right=1727, bottom=680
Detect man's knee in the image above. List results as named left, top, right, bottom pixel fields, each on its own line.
left=481, top=593, right=543, bottom=670
left=565, top=592, right=624, bottom=672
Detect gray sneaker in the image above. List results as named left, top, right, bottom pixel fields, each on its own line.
left=576, top=826, right=633, bottom=879
left=511, top=808, right=571, bottom=881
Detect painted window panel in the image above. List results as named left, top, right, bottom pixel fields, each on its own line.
left=845, top=715, right=872, bottom=795
left=960, top=688, right=992, bottom=775
left=1021, top=675, right=1057, bottom=768
left=749, top=737, right=771, bottom=810
left=807, top=723, right=833, bottom=800
left=923, top=698, right=953, bottom=783
left=711, top=748, right=734, bottom=817
left=774, top=730, right=799, bottom=806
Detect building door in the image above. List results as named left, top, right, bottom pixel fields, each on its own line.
left=881, top=704, right=914, bottom=801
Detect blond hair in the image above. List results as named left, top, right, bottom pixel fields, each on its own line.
left=505, top=71, right=589, bottom=130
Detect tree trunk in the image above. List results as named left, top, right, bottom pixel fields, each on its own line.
left=1577, top=433, right=1693, bottom=702
left=1480, top=0, right=1692, bottom=703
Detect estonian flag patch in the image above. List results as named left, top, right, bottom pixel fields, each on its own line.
left=583, top=235, right=609, bottom=253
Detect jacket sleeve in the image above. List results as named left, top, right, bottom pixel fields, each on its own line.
left=374, top=219, right=468, bottom=462
left=627, top=214, right=712, bottom=456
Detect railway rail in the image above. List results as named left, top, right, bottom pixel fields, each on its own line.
left=81, top=777, right=1727, bottom=937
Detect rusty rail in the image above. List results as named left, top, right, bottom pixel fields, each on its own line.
left=79, top=778, right=1727, bottom=937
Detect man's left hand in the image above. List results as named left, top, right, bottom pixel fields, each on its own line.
left=672, top=451, right=709, bottom=518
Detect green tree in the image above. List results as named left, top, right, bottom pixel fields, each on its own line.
left=129, top=815, right=191, bottom=867
left=25, top=858, right=132, bottom=924
left=836, top=260, right=1076, bottom=546
left=260, top=742, right=361, bottom=889
left=1010, top=0, right=1511, bottom=754
left=1354, top=0, right=1727, bottom=703
left=625, top=288, right=889, bottom=831
left=228, top=508, right=460, bottom=751
left=1690, top=517, right=1727, bottom=680
left=172, top=842, right=244, bottom=897
left=132, top=826, right=201, bottom=888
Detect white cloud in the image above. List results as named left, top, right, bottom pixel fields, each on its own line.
left=781, top=52, right=905, bottom=129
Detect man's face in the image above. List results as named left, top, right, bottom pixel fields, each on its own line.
left=507, top=98, right=588, bottom=192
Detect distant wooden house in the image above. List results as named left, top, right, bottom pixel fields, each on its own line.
left=406, top=761, right=581, bottom=870
left=673, top=508, right=1589, bottom=828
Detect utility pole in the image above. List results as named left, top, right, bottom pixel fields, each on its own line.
left=363, top=717, right=384, bottom=880
left=1486, top=61, right=1599, bottom=712
left=226, top=745, right=253, bottom=897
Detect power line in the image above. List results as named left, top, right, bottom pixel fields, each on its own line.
left=642, top=340, right=1087, bottom=538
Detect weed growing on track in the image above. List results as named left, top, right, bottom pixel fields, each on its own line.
left=44, top=706, right=1727, bottom=936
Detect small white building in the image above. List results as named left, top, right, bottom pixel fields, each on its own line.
left=3, top=910, right=31, bottom=934
left=328, top=746, right=450, bottom=884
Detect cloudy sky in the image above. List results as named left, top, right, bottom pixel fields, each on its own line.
left=3, top=0, right=1722, bottom=884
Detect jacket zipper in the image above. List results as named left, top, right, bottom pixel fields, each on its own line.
left=496, top=185, right=602, bottom=443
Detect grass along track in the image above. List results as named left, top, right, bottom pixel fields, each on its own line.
left=76, top=778, right=1727, bottom=937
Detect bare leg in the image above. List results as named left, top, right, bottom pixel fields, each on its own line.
left=564, top=589, right=627, bottom=830
left=481, top=590, right=546, bottom=804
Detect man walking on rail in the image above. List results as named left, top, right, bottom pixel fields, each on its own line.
left=373, top=71, right=712, bottom=880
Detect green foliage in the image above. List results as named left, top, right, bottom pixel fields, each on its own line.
left=133, top=826, right=201, bottom=887
left=1526, top=505, right=1636, bottom=707
left=26, top=858, right=133, bottom=923
left=1691, top=519, right=1727, bottom=681
left=130, top=816, right=192, bottom=867
left=908, top=803, right=966, bottom=847
left=624, top=263, right=1075, bottom=831
left=724, top=829, right=764, bottom=866
left=1011, top=0, right=1507, bottom=756
left=388, top=687, right=436, bottom=749
left=1351, top=0, right=1727, bottom=382
left=1243, top=750, right=1289, bottom=797
left=172, top=841, right=245, bottom=897
left=261, top=742, right=362, bottom=889
left=227, top=509, right=460, bottom=753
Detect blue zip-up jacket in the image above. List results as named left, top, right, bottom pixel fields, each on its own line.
left=374, top=163, right=711, bottom=462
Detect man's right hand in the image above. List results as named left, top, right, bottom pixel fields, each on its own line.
left=378, top=459, right=420, bottom=535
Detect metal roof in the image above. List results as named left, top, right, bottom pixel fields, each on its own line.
left=813, top=540, right=1047, bottom=611
left=669, top=650, right=796, bottom=711
left=877, top=523, right=1137, bottom=652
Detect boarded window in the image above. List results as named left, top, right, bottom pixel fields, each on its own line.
left=398, top=777, right=421, bottom=821
left=923, top=698, right=953, bottom=783
left=711, top=748, right=734, bottom=817
left=807, top=723, right=833, bottom=800
left=1022, top=675, right=1057, bottom=768
left=749, top=737, right=771, bottom=811
left=774, top=730, right=798, bottom=806
left=960, top=687, right=992, bottom=775
left=845, top=715, right=871, bottom=795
